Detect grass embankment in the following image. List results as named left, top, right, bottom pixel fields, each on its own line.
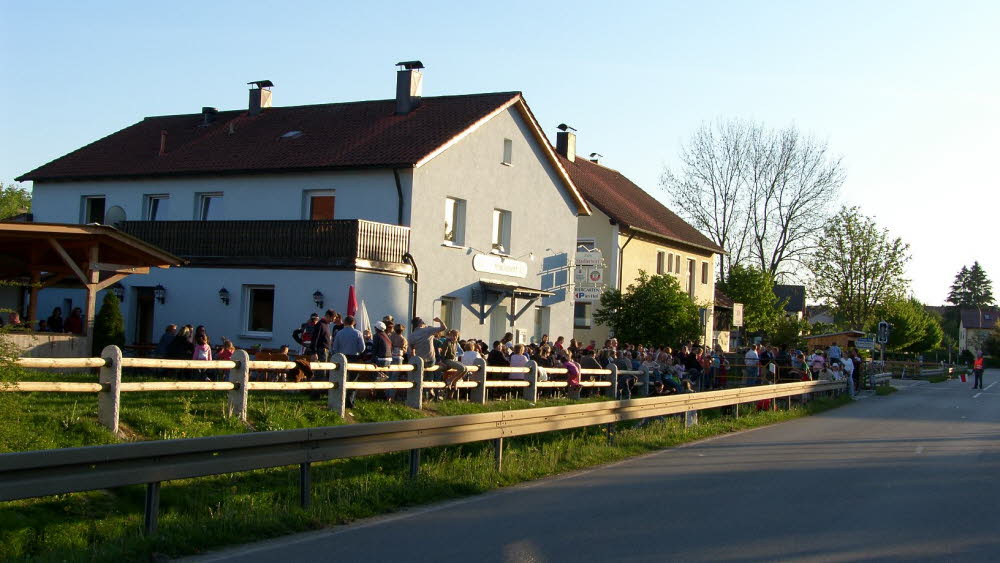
left=1, top=369, right=851, bottom=562
left=875, top=385, right=898, bottom=395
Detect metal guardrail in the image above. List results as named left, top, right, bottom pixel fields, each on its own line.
left=0, top=379, right=845, bottom=533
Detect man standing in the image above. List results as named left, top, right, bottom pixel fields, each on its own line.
left=745, top=344, right=760, bottom=386
left=310, top=310, right=334, bottom=362
left=155, top=324, right=177, bottom=358
left=293, top=313, right=319, bottom=355
left=332, top=315, right=366, bottom=408
left=410, top=317, right=448, bottom=398
left=973, top=352, right=985, bottom=390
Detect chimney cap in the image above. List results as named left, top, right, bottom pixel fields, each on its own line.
left=202, top=107, right=218, bottom=114
left=590, top=152, right=602, bottom=159
left=247, top=80, right=274, bottom=89
left=395, top=60, right=424, bottom=70
left=557, top=123, right=577, bottom=132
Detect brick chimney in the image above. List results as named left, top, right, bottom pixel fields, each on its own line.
left=556, top=123, right=576, bottom=162
left=247, top=80, right=273, bottom=116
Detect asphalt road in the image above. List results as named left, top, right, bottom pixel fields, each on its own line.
left=184, top=371, right=1000, bottom=563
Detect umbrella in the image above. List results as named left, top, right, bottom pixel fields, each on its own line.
left=346, top=285, right=358, bottom=318
left=358, top=300, right=371, bottom=335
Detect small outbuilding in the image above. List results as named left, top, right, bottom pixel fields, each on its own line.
left=802, top=330, right=867, bottom=351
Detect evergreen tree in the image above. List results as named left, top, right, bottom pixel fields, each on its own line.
left=947, top=261, right=995, bottom=307
left=92, top=293, right=125, bottom=356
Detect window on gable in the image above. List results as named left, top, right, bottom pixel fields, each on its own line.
left=444, top=197, right=466, bottom=245
left=492, top=208, right=512, bottom=253
left=83, top=196, right=105, bottom=224
left=675, top=254, right=681, bottom=274
left=145, top=195, right=169, bottom=221
left=197, top=193, right=224, bottom=220
left=502, top=138, right=513, bottom=165
left=657, top=251, right=666, bottom=275
left=702, top=262, right=709, bottom=284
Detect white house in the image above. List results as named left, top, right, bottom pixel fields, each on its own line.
left=18, top=63, right=590, bottom=350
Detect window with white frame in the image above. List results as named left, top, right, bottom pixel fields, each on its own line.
left=144, top=195, right=169, bottom=221
left=82, top=196, right=106, bottom=224
left=492, top=208, right=511, bottom=253
left=243, top=285, right=275, bottom=336
left=657, top=251, right=666, bottom=275
left=304, top=190, right=335, bottom=220
left=197, top=192, right=224, bottom=220
left=443, top=197, right=466, bottom=245
left=667, top=253, right=673, bottom=273
left=439, top=297, right=459, bottom=330
left=702, top=262, right=710, bottom=284
left=502, top=138, right=513, bottom=165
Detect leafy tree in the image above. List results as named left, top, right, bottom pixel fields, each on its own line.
left=947, top=262, right=995, bottom=308
left=0, top=181, right=31, bottom=220
left=594, top=271, right=701, bottom=346
left=716, top=264, right=785, bottom=335
left=910, top=315, right=943, bottom=354
left=661, top=119, right=843, bottom=283
left=769, top=316, right=810, bottom=350
left=809, top=206, right=910, bottom=330
left=92, top=293, right=125, bottom=356
left=983, top=324, right=1000, bottom=356
left=874, top=297, right=942, bottom=353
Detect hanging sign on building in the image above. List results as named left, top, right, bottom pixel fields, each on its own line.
left=472, top=254, right=528, bottom=278
left=575, top=250, right=603, bottom=267
left=732, top=303, right=744, bottom=327
left=574, top=286, right=604, bottom=302
left=587, top=269, right=604, bottom=284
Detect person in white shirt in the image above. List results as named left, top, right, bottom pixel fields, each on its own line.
left=745, top=345, right=760, bottom=386
left=840, top=353, right=855, bottom=397
left=460, top=341, right=481, bottom=366
left=508, top=344, right=530, bottom=379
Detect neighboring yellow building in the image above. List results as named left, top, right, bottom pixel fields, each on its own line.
left=554, top=129, right=725, bottom=349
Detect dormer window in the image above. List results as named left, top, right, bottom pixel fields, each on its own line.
left=280, top=130, right=303, bottom=139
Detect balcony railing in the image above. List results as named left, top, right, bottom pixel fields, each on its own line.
left=119, top=220, right=410, bottom=270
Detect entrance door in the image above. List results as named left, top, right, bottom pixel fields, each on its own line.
left=490, top=304, right=508, bottom=344
left=134, top=287, right=155, bottom=344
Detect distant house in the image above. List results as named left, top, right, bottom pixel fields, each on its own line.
left=959, top=307, right=998, bottom=356
left=806, top=305, right=836, bottom=326
left=773, top=284, right=807, bottom=319
left=555, top=129, right=725, bottom=349
left=17, top=64, right=590, bottom=349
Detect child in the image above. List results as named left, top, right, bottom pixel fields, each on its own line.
left=563, top=349, right=582, bottom=399
left=193, top=334, right=212, bottom=361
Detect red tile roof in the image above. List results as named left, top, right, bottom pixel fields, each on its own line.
left=18, top=92, right=523, bottom=181
left=559, top=155, right=724, bottom=254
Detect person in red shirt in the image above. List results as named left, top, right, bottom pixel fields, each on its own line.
left=64, top=307, right=84, bottom=334
left=972, top=352, right=985, bottom=390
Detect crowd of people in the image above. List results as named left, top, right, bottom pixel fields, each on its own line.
left=1, top=307, right=85, bottom=334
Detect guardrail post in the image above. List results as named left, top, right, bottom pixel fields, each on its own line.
left=300, top=462, right=312, bottom=509
left=640, top=367, right=651, bottom=397
left=409, top=448, right=421, bottom=480
left=329, top=353, right=349, bottom=417
left=144, top=481, right=160, bottom=535
left=407, top=356, right=424, bottom=410
left=472, top=358, right=488, bottom=405
left=494, top=437, right=504, bottom=471
left=226, top=350, right=250, bottom=421
left=607, top=363, right=619, bottom=399
left=98, top=345, right=122, bottom=434
left=524, top=360, right=538, bottom=402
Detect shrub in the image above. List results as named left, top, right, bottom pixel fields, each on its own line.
left=92, top=293, right=125, bottom=356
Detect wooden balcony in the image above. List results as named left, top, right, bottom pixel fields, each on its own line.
left=119, top=220, right=411, bottom=272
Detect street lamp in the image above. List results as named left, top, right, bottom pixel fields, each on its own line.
left=110, top=283, right=125, bottom=303
left=313, top=290, right=324, bottom=309
left=153, top=284, right=166, bottom=305
left=218, top=287, right=230, bottom=306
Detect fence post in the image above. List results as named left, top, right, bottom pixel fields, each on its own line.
left=407, top=356, right=424, bottom=410
left=640, top=367, right=651, bottom=397
left=524, top=360, right=539, bottom=402
left=299, top=462, right=312, bottom=509
left=685, top=410, right=699, bottom=428
left=98, top=345, right=122, bottom=434
left=409, top=448, right=421, bottom=480
left=494, top=437, right=504, bottom=471
left=607, top=363, right=619, bottom=399
left=472, top=357, right=488, bottom=405
left=227, top=350, right=250, bottom=421
left=328, top=353, right=349, bottom=417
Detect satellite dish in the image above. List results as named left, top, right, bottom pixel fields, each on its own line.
left=104, top=206, right=126, bottom=228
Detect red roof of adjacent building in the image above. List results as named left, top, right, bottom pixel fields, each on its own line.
left=559, top=155, right=724, bottom=254
left=18, top=92, right=524, bottom=181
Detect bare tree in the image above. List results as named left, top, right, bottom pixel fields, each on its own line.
left=661, top=119, right=844, bottom=283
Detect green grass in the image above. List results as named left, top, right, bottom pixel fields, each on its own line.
left=0, top=369, right=852, bottom=562
left=875, top=385, right=898, bottom=395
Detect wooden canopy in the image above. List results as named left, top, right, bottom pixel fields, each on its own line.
left=0, top=222, right=184, bottom=348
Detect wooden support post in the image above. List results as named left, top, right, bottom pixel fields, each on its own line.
left=607, top=363, right=619, bottom=399
left=144, top=482, right=161, bottom=535
left=523, top=361, right=538, bottom=402
left=98, top=345, right=122, bottom=433
left=226, top=350, right=250, bottom=421
left=406, top=356, right=424, bottom=410
left=328, top=353, right=348, bottom=417
left=299, top=462, right=312, bottom=509
left=27, top=271, right=40, bottom=324
left=640, top=367, right=651, bottom=397
left=472, top=358, right=488, bottom=405
left=493, top=437, right=503, bottom=471
left=409, top=448, right=421, bottom=480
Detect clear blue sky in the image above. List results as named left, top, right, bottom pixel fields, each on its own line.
left=2, top=0, right=997, bottom=306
